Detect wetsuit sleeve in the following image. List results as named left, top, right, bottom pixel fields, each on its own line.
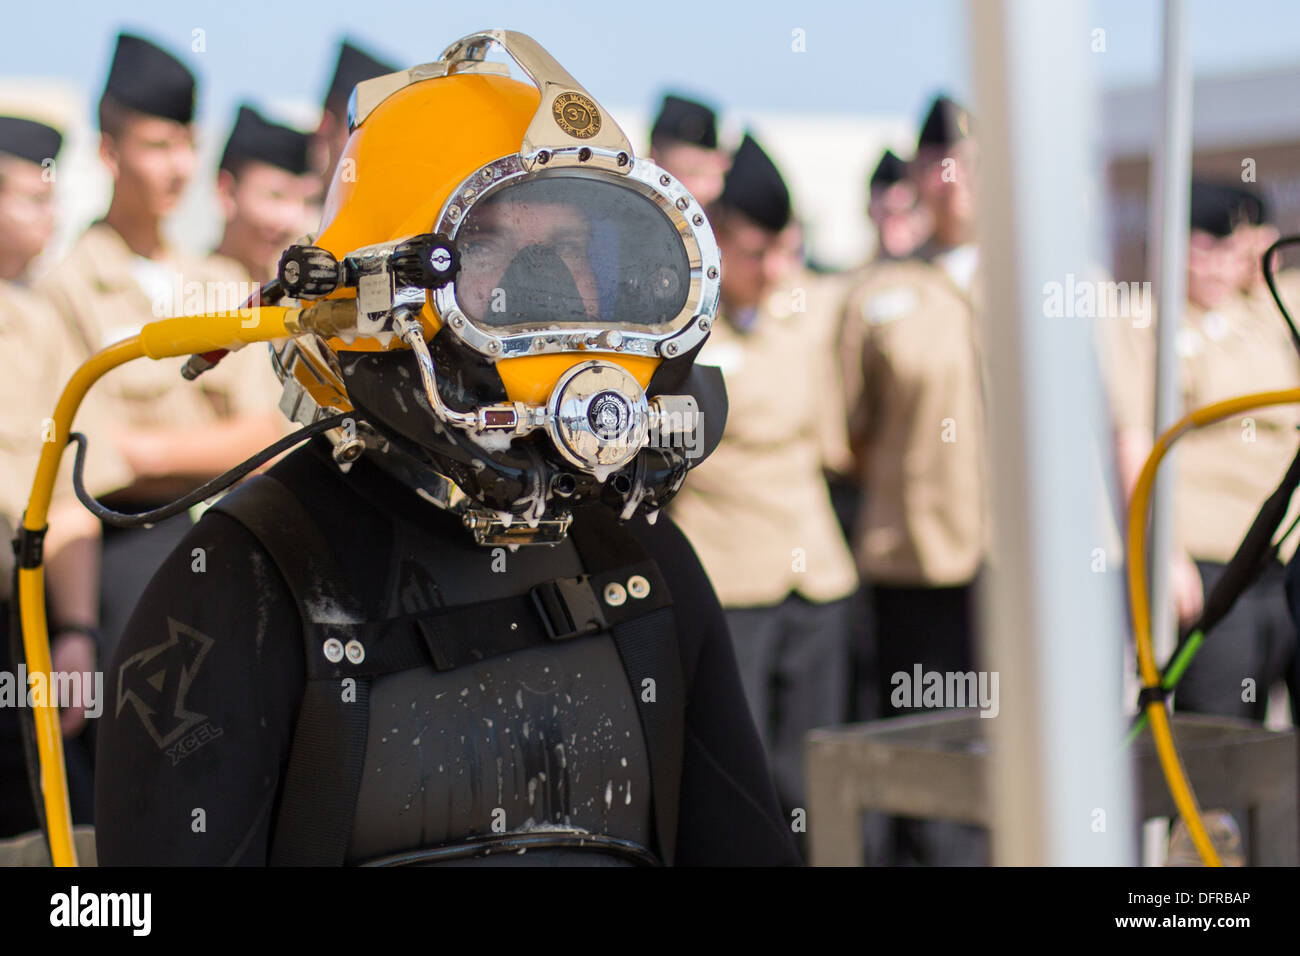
left=94, top=512, right=304, bottom=865
left=631, top=514, right=802, bottom=866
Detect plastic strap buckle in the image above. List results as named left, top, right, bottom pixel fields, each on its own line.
left=530, top=575, right=606, bottom=641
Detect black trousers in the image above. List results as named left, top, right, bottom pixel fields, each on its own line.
left=0, top=600, right=95, bottom=838
left=1176, top=559, right=1299, bottom=721
left=724, top=593, right=853, bottom=821
left=1171, top=559, right=1299, bottom=863
left=868, top=579, right=991, bottom=866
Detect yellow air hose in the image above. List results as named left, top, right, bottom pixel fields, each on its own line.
left=19, top=307, right=293, bottom=866
left=1127, top=386, right=1300, bottom=868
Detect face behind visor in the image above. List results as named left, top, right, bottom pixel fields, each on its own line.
left=455, top=174, right=690, bottom=332
left=269, top=30, right=726, bottom=546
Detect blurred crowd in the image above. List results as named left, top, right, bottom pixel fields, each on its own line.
left=1, top=28, right=1299, bottom=866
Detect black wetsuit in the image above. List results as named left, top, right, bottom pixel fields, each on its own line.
left=94, top=438, right=800, bottom=865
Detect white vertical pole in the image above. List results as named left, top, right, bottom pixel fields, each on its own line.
left=1147, top=0, right=1193, bottom=694
left=1142, top=0, right=1193, bottom=868
left=969, top=0, right=1135, bottom=864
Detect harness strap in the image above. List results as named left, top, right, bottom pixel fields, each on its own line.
left=570, top=507, right=685, bottom=866
left=211, top=474, right=370, bottom=866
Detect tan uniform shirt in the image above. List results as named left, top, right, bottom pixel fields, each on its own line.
left=839, top=257, right=987, bottom=586
left=36, top=222, right=283, bottom=437
left=0, top=279, right=130, bottom=526
left=669, top=272, right=859, bottom=608
left=1108, top=292, right=1300, bottom=563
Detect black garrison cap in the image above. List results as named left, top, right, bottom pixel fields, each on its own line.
left=324, top=39, right=398, bottom=112
left=1225, top=184, right=1268, bottom=226
left=220, top=105, right=311, bottom=175
left=650, top=94, right=718, bottom=149
left=0, top=116, right=62, bottom=165
left=870, top=149, right=907, bottom=190
left=103, top=32, right=196, bottom=124
left=917, top=94, right=972, bottom=151
left=717, top=133, right=791, bottom=233
left=1190, top=181, right=1264, bottom=237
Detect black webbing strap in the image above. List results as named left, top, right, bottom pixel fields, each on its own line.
left=294, top=571, right=653, bottom=678
left=210, top=474, right=371, bottom=866
left=269, top=679, right=372, bottom=866
left=569, top=508, right=685, bottom=866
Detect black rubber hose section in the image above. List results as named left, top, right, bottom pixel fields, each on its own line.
left=1262, top=235, right=1300, bottom=358
left=69, top=411, right=362, bottom=528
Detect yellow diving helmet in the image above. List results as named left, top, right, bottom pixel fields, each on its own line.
left=269, top=29, right=726, bottom=545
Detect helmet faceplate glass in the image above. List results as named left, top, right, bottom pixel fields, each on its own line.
left=453, top=173, right=691, bottom=334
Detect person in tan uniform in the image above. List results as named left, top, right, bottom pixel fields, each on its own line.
left=866, top=148, right=932, bottom=263
left=647, top=94, right=731, bottom=209
left=839, top=95, right=989, bottom=866
left=212, top=104, right=317, bottom=285
left=841, top=97, right=986, bottom=698
left=1112, top=182, right=1300, bottom=723
left=37, top=33, right=285, bottom=669
left=669, top=135, right=858, bottom=830
left=0, top=116, right=130, bottom=836
left=313, top=39, right=398, bottom=189
left=1231, top=185, right=1300, bottom=344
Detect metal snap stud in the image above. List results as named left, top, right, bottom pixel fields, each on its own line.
left=627, top=575, right=650, bottom=599
left=323, top=638, right=344, bottom=663
left=344, top=640, right=366, bottom=664
left=603, top=582, right=628, bottom=607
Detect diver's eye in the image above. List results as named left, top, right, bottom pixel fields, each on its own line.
left=462, top=237, right=505, bottom=259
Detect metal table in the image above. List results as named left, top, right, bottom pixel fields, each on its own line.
left=805, top=710, right=1298, bottom=866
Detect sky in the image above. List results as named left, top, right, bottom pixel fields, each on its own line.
left=0, top=0, right=1298, bottom=132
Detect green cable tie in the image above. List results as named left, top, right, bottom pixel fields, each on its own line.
left=1123, top=630, right=1205, bottom=748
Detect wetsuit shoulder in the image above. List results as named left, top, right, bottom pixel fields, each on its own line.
left=94, top=507, right=304, bottom=865
left=623, top=513, right=803, bottom=865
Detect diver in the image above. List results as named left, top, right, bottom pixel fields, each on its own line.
left=92, top=30, right=800, bottom=867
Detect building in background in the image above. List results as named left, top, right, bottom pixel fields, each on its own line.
left=1105, top=66, right=1300, bottom=283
